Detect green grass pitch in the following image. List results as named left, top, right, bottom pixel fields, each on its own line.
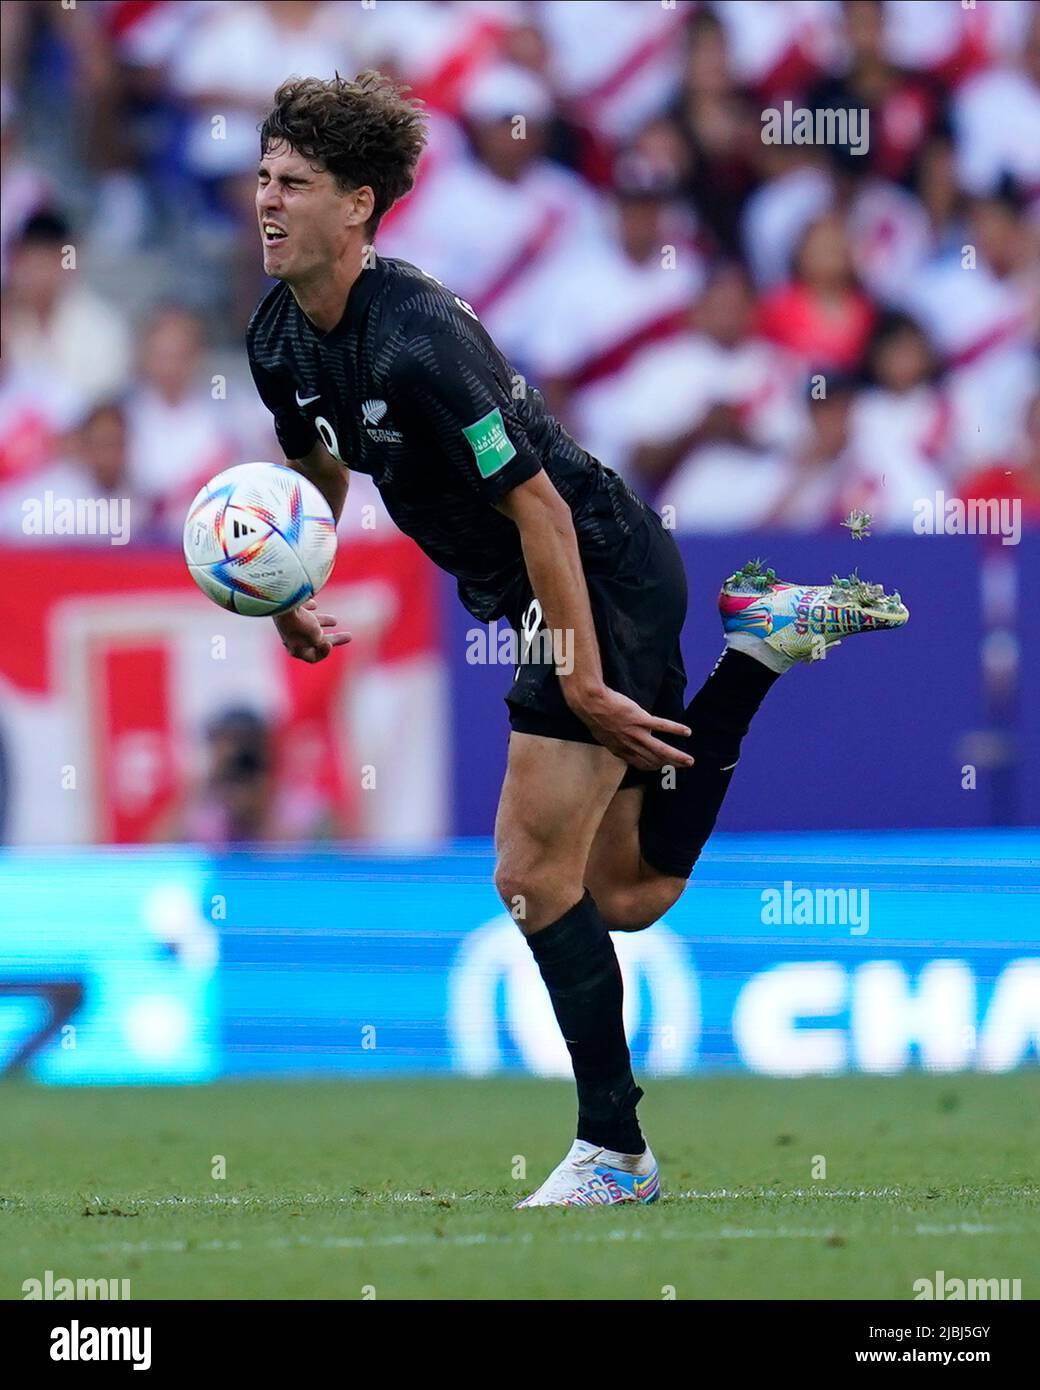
left=2, top=1074, right=1037, bottom=1300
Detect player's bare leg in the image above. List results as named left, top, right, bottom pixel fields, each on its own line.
left=495, top=733, right=662, bottom=1206
left=494, top=732, right=625, bottom=934
left=584, top=786, right=685, bottom=931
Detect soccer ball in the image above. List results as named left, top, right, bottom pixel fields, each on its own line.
left=183, top=462, right=338, bottom=616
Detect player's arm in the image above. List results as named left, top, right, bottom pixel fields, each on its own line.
left=495, top=474, right=692, bottom=771
left=285, top=437, right=348, bottom=522
left=273, top=438, right=353, bottom=662
left=246, top=352, right=352, bottom=661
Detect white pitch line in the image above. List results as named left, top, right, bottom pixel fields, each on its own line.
left=24, top=1184, right=1036, bottom=1212
left=82, top=1186, right=908, bottom=1206
left=914, top=1223, right=1006, bottom=1236
left=90, top=1222, right=1019, bottom=1258
left=673, top=1187, right=909, bottom=1200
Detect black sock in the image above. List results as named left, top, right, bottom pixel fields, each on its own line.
left=640, top=648, right=780, bottom=878
left=527, top=892, right=645, bottom=1155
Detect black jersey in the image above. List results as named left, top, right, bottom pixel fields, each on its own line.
left=246, top=254, right=648, bottom=622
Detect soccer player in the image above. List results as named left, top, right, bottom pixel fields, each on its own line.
left=247, top=74, right=909, bottom=1207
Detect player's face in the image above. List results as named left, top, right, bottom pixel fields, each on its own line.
left=256, top=143, right=355, bottom=282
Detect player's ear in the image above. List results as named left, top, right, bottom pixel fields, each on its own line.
left=345, top=185, right=375, bottom=229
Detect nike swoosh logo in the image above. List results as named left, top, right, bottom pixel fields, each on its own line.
left=295, top=390, right=320, bottom=407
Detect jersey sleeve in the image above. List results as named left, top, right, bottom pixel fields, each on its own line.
left=389, top=327, right=543, bottom=504
left=247, top=353, right=318, bottom=462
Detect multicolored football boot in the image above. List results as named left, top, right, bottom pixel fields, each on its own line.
left=515, top=1140, right=660, bottom=1208
left=719, top=559, right=909, bottom=672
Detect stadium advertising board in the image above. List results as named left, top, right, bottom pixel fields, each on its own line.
left=2, top=834, right=1036, bottom=1082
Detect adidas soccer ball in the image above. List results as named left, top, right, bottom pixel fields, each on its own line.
left=183, top=462, right=338, bottom=616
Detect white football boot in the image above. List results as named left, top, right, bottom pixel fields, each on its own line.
left=515, top=1140, right=660, bottom=1208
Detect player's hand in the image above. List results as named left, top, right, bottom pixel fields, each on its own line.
left=566, top=683, right=694, bottom=772
left=273, top=598, right=352, bottom=664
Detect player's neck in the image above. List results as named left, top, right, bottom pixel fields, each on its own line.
left=288, top=242, right=369, bottom=335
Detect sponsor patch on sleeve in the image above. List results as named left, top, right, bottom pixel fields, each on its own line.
left=462, top=407, right=517, bottom=479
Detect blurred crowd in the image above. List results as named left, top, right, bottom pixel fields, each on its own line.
left=1, top=0, right=1039, bottom=542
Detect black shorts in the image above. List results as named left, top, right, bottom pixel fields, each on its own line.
left=504, top=507, right=688, bottom=781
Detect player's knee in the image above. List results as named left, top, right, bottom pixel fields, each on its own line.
left=493, top=858, right=557, bottom=913
left=597, top=878, right=686, bottom=933
left=493, top=860, right=524, bottom=913
left=494, top=850, right=580, bottom=927
left=599, top=892, right=656, bottom=931
left=494, top=852, right=542, bottom=914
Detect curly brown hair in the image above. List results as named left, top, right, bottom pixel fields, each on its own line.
left=260, top=72, right=428, bottom=235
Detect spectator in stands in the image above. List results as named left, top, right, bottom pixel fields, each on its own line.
left=709, top=0, right=838, bottom=100
left=157, top=707, right=335, bottom=845
left=169, top=0, right=352, bottom=194
left=806, top=0, right=947, bottom=185
left=0, top=398, right=149, bottom=544
left=124, top=305, right=237, bottom=539
left=354, top=0, right=515, bottom=121
left=183, top=708, right=280, bottom=845
left=0, top=310, right=81, bottom=483
left=533, top=0, right=689, bottom=148
left=762, top=357, right=947, bottom=536
left=642, top=270, right=818, bottom=533
left=0, top=83, right=53, bottom=277
left=903, top=179, right=1040, bottom=476
left=840, top=166, right=934, bottom=305
left=959, top=389, right=1040, bottom=526
left=525, top=149, right=703, bottom=433
left=741, top=139, right=835, bottom=291
left=758, top=211, right=876, bottom=371
left=952, top=4, right=1040, bottom=197
left=4, top=211, right=132, bottom=404
left=911, top=134, right=968, bottom=258
left=668, top=7, right=759, bottom=253
left=766, top=376, right=856, bottom=530
left=379, top=62, right=601, bottom=371
left=587, top=261, right=804, bottom=496
left=843, top=311, right=949, bottom=529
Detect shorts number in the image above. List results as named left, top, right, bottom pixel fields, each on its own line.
left=516, top=598, right=543, bottom=678
left=315, top=415, right=344, bottom=463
